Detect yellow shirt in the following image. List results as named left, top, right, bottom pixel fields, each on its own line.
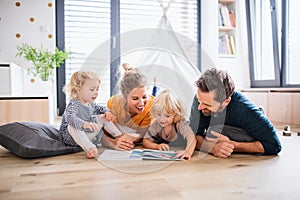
left=107, top=95, right=154, bottom=132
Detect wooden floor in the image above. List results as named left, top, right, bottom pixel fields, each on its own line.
left=1, top=124, right=300, bottom=200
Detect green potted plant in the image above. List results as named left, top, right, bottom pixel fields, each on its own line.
left=16, top=43, right=71, bottom=81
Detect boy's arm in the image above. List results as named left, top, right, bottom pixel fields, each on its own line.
left=142, top=138, right=159, bottom=150
left=185, top=134, right=196, bottom=157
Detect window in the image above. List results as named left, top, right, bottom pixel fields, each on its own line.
left=56, top=0, right=200, bottom=114
left=119, top=0, right=198, bottom=68
left=246, top=0, right=300, bottom=88
left=282, top=0, right=300, bottom=86
left=246, top=0, right=280, bottom=87
left=64, top=0, right=111, bottom=105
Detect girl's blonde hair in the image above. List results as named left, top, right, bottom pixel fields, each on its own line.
left=63, top=71, right=100, bottom=99
left=150, top=90, right=185, bottom=123
left=119, top=63, right=147, bottom=98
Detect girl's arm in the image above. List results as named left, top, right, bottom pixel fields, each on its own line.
left=92, top=102, right=110, bottom=115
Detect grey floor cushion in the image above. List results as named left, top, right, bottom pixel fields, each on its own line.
left=0, top=122, right=82, bottom=158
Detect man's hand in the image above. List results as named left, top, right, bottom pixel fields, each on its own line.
left=206, top=131, right=238, bottom=158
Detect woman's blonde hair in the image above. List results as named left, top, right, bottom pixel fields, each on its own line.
left=63, top=71, right=100, bottom=99
left=150, top=90, right=185, bottom=123
left=119, top=63, right=147, bottom=98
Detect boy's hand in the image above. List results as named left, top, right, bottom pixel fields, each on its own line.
left=175, top=150, right=191, bottom=160
left=157, top=144, right=169, bottom=151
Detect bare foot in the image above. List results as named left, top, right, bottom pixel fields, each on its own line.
left=87, top=147, right=98, bottom=159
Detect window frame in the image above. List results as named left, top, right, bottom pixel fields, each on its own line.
left=281, top=0, right=300, bottom=87
left=56, top=0, right=66, bottom=115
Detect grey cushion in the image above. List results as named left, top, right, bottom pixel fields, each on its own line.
left=0, top=122, right=82, bottom=158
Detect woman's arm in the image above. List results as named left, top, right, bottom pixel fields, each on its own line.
left=101, top=133, right=134, bottom=151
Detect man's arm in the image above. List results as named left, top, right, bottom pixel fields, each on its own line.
left=196, top=134, right=235, bottom=158
left=196, top=132, right=265, bottom=158
left=234, top=141, right=265, bottom=154
left=189, top=95, right=201, bottom=134
left=230, top=93, right=282, bottom=155
left=189, top=95, right=211, bottom=137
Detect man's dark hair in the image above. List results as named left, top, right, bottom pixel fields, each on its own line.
left=195, top=68, right=235, bottom=102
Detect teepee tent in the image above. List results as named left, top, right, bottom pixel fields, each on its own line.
left=134, top=0, right=201, bottom=114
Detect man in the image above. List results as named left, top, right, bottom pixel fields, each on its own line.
left=189, top=68, right=282, bottom=158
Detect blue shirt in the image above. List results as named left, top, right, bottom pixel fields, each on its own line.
left=189, top=91, right=282, bottom=155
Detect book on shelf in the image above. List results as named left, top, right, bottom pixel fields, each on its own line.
left=229, top=10, right=236, bottom=27
left=218, top=3, right=224, bottom=26
left=98, top=149, right=183, bottom=161
left=219, top=34, right=235, bottom=56
left=218, top=3, right=235, bottom=28
left=229, top=35, right=236, bottom=55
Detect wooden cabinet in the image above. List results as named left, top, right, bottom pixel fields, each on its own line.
left=218, top=0, right=236, bottom=57
left=241, top=89, right=300, bottom=125
left=0, top=96, right=49, bottom=125
left=242, top=91, right=268, bottom=114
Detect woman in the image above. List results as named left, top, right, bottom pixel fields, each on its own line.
left=101, top=64, right=154, bottom=150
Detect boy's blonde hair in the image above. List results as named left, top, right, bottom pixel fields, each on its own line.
left=150, top=90, right=185, bottom=123
left=119, top=63, right=147, bottom=98
left=63, top=71, right=100, bottom=99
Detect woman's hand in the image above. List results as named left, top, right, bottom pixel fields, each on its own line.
left=115, top=134, right=134, bottom=151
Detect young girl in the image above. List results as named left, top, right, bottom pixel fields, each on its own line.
left=101, top=63, right=154, bottom=151
left=142, top=90, right=196, bottom=160
left=59, top=71, right=122, bottom=158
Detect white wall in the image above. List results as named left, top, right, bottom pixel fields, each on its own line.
left=201, top=0, right=251, bottom=89
left=0, top=0, right=57, bottom=120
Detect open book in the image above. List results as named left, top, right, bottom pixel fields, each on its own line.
left=130, top=149, right=183, bottom=161
left=98, top=149, right=183, bottom=161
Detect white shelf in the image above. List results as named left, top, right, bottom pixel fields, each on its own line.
left=218, top=26, right=235, bottom=32
left=218, top=0, right=236, bottom=57
left=219, top=54, right=236, bottom=58
left=219, top=0, right=235, bottom=4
